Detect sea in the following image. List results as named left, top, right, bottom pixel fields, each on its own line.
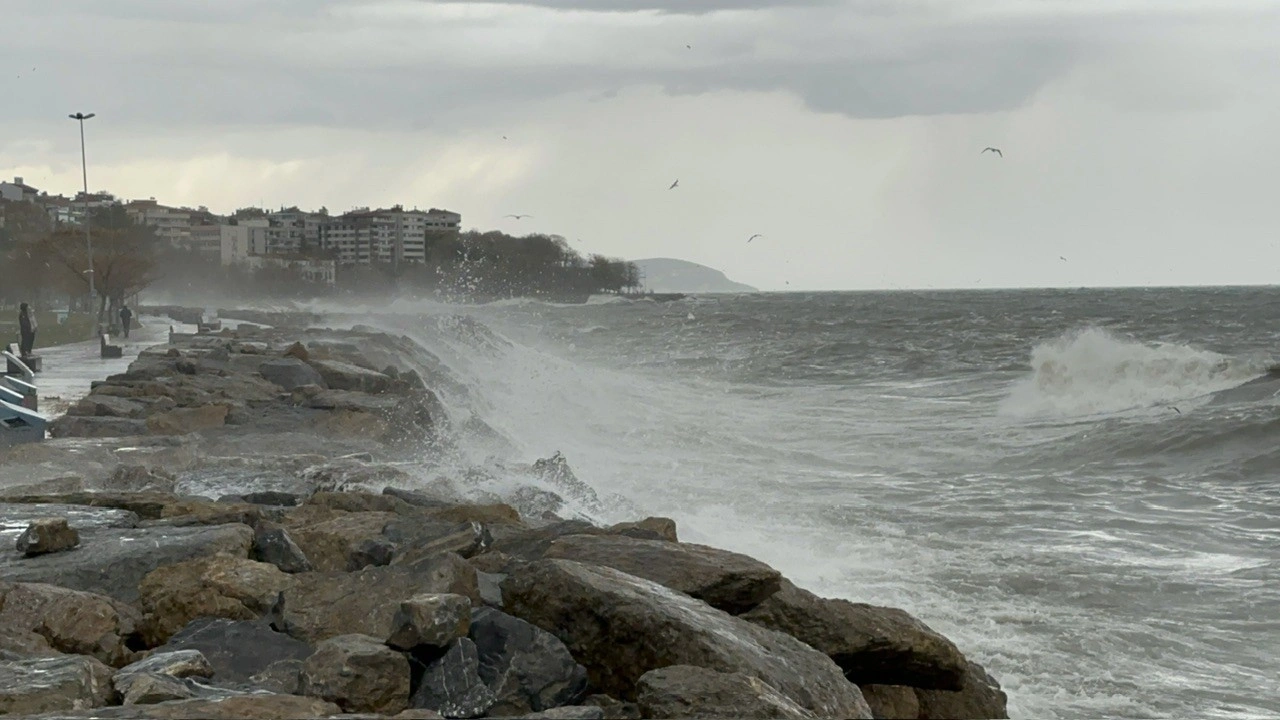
left=288, top=287, right=1277, bottom=719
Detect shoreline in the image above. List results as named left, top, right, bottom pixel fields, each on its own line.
left=0, top=309, right=1009, bottom=719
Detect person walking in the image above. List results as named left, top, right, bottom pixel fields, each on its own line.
left=17, top=303, right=38, bottom=357
left=119, top=304, right=133, bottom=339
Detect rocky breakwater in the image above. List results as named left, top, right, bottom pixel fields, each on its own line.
left=0, top=318, right=1009, bottom=719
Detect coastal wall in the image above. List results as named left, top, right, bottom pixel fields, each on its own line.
left=0, top=312, right=1009, bottom=719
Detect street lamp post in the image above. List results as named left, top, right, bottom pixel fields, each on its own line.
left=69, top=112, right=96, bottom=326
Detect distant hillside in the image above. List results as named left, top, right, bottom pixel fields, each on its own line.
left=633, top=258, right=757, bottom=294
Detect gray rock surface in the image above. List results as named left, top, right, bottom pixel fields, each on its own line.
left=501, top=559, right=872, bottom=719
left=411, top=638, right=497, bottom=719
left=156, top=618, right=313, bottom=685
left=0, top=523, right=254, bottom=603
left=258, top=358, right=326, bottom=391
left=251, top=521, right=313, bottom=573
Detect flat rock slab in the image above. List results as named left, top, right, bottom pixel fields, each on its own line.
left=542, top=533, right=782, bottom=614
left=0, top=524, right=254, bottom=604
left=502, top=559, right=872, bottom=719
left=0, top=654, right=114, bottom=715
left=156, top=618, right=313, bottom=685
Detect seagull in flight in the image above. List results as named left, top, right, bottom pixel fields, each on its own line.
left=982, top=147, right=1003, bottom=157
left=1059, top=256, right=1067, bottom=262
left=505, top=214, right=533, bottom=220
left=747, top=234, right=763, bottom=243
left=686, top=44, right=692, bottom=49
left=669, top=179, right=679, bottom=190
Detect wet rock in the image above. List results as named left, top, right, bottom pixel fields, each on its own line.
left=502, top=559, right=872, bottom=719
left=16, top=518, right=80, bottom=556
left=0, top=491, right=180, bottom=520
left=37, top=693, right=342, bottom=718
left=741, top=581, right=967, bottom=690
left=70, top=394, right=146, bottom=419
left=636, top=665, right=814, bottom=719
left=49, top=415, right=148, bottom=438
left=582, top=694, right=640, bottom=719
left=240, top=491, right=303, bottom=507
left=306, top=491, right=415, bottom=514
left=309, top=390, right=399, bottom=413
left=113, top=650, right=215, bottom=699
left=468, top=607, right=588, bottom=716
left=308, top=359, right=393, bottom=394
left=859, top=684, right=919, bottom=720
left=138, top=555, right=294, bottom=646
left=386, top=593, right=471, bottom=651
left=146, top=404, right=230, bottom=435
left=430, top=503, right=522, bottom=526
left=300, top=634, right=411, bottom=714
left=104, top=465, right=178, bottom=494
left=383, top=485, right=457, bottom=509
left=283, top=341, right=310, bottom=362
left=288, top=511, right=395, bottom=572
left=157, top=618, right=313, bottom=685
left=302, top=462, right=413, bottom=494
left=258, top=358, right=326, bottom=391
left=251, top=521, right=313, bottom=574
left=0, top=654, right=114, bottom=714
left=272, top=558, right=479, bottom=645
left=0, top=582, right=141, bottom=666
left=608, top=517, right=678, bottom=543
left=543, top=534, right=782, bottom=614
left=411, top=638, right=496, bottom=719
left=914, top=660, right=1009, bottom=720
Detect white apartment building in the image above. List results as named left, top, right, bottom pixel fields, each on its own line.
left=319, top=206, right=461, bottom=265
left=125, top=199, right=191, bottom=247
left=266, top=209, right=326, bottom=255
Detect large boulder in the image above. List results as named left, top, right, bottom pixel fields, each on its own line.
left=502, top=559, right=872, bottom=719
left=0, top=523, right=254, bottom=603
left=258, top=358, right=326, bottom=391
left=156, top=618, right=313, bottom=685
left=915, top=660, right=1009, bottom=720
left=386, top=593, right=471, bottom=651
left=0, top=582, right=141, bottom=667
left=15, top=518, right=80, bottom=556
left=0, top=654, right=114, bottom=715
left=271, top=558, right=479, bottom=644
left=635, top=665, right=814, bottom=719
left=307, top=359, right=392, bottom=394
left=468, top=607, right=588, bottom=716
left=138, top=556, right=295, bottom=646
left=287, top=511, right=396, bottom=572
left=542, top=534, right=782, bottom=614
left=0, top=626, right=60, bottom=658
left=411, top=638, right=496, bottom=719
left=146, top=404, right=231, bottom=435
left=740, top=581, right=967, bottom=690
left=299, top=634, right=411, bottom=715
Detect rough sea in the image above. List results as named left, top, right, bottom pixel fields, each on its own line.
left=307, top=287, right=1280, bottom=719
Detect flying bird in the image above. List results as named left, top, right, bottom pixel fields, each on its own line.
left=669, top=179, right=679, bottom=190
left=686, top=44, right=692, bottom=49
left=1059, top=256, right=1067, bottom=262
left=505, top=214, right=533, bottom=220
left=747, top=234, right=763, bottom=243
left=502, top=135, right=507, bottom=140
left=1172, top=406, right=1181, bottom=414
left=982, top=147, right=1003, bottom=157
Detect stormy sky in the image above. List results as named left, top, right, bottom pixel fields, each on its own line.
left=2, top=0, right=1278, bottom=290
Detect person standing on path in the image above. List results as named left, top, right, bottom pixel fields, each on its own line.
left=17, top=303, right=38, bottom=357
left=119, top=304, right=133, bottom=339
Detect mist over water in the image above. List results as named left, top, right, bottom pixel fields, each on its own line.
left=302, top=287, right=1280, bottom=719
